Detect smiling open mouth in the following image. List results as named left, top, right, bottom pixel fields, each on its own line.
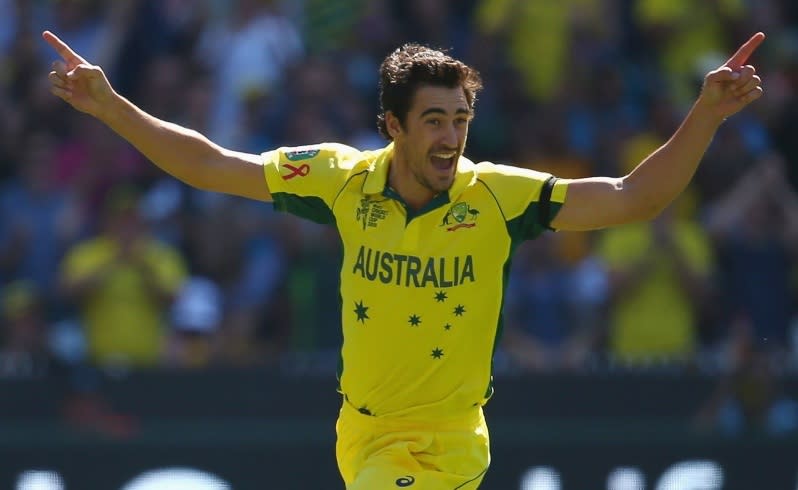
left=430, top=152, right=456, bottom=171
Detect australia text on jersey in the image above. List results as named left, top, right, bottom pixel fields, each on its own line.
left=352, top=245, right=475, bottom=288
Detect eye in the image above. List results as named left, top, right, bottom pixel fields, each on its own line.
left=426, top=119, right=441, bottom=127
left=454, top=118, right=469, bottom=127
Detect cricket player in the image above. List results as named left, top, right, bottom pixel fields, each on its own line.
left=44, top=29, right=764, bottom=489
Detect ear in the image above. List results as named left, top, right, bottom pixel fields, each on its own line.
left=385, top=111, right=403, bottom=139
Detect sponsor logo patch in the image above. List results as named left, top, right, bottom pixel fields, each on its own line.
left=285, top=146, right=321, bottom=161
left=396, top=475, right=415, bottom=487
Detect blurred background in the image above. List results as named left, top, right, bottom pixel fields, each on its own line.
left=1, top=0, right=797, bottom=489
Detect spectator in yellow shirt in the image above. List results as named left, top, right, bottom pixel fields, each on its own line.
left=60, top=187, right=186, bottom=368
left=596, top=198, right=715, bottom=364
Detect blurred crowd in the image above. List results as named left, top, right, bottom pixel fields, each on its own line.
left=0, top=0, right=797, bottom=407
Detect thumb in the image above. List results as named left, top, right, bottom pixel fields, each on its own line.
left=706, top=66, right=740, bottom=84
left=66, top=63, right=101, bottom=80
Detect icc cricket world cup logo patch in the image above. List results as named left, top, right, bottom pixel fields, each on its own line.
left=356, top=197, right=389, bottom=230
left=441, top=202, right=479, bottom=231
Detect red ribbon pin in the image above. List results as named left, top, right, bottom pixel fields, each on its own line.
left=282, top=163, right=310, bottom=180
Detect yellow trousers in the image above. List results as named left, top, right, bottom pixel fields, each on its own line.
left=336, top=401, right=490, bottom=489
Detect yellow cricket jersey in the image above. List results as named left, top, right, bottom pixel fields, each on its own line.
left=262, top=143, right=568, bottom=419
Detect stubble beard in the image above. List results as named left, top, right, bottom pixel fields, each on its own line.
left=414, top=163, right=453, bottom=195
left=395, top=140, right=458, bottom=196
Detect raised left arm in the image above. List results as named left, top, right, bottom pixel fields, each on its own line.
left=551, top=32, right=765, bottom=232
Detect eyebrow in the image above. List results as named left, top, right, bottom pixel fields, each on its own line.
left=419, top=107, right=471, bottom=118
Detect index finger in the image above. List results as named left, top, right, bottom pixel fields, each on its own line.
left=42, top=30, right=87, bottom=65
left=724, top=32, right=766, bottom=69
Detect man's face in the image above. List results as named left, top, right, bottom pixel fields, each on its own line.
left=389, top=85, right=471, bottom=196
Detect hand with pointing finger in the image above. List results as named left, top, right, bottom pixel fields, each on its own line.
left=698, top=32, right=765, bottom=120
left=43, top=30, right=116, bottom=119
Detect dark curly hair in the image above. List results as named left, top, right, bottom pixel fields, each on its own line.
left=377, top=44, right=483, bottom=141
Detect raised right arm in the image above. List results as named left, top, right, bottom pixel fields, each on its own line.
left=99, top=96, right=271, bottom=200
left=43, top=30, right=271, bottom=202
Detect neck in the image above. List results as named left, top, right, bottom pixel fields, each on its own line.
left=387, top=154, right=436, bottom=211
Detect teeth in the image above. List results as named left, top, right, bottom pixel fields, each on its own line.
left=432, top=153, right=455, bottom=159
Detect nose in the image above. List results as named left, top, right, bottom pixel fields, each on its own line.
left=441, top=122, right=458, bottom=148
